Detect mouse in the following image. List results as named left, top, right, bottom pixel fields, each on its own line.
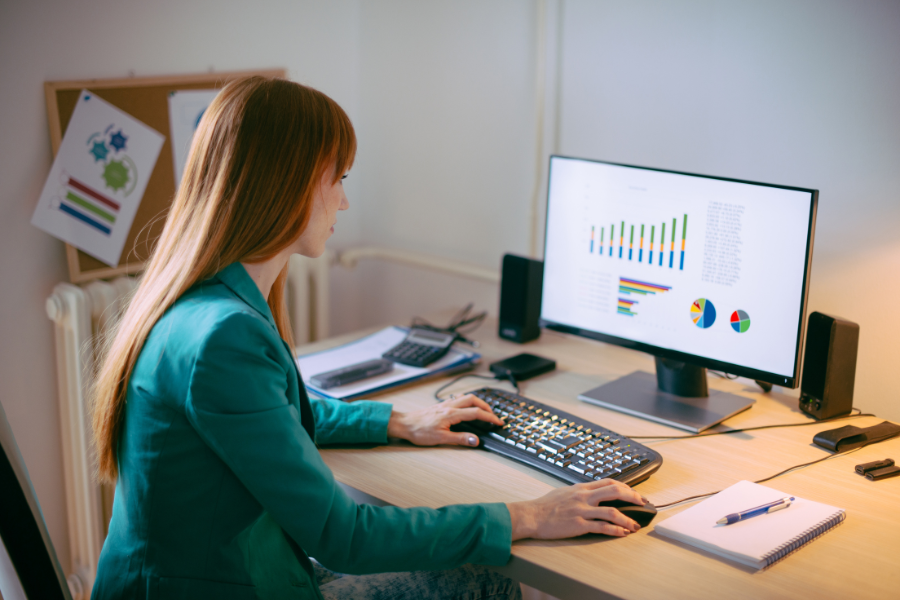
left=597, top=498, right=658, bottom=528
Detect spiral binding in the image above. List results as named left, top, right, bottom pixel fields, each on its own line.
left=762, top=510, right=846, bottom=567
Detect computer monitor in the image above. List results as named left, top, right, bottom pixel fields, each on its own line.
left=540, top=156, right=817, bottom=432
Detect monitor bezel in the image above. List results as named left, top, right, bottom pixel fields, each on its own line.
left=539, top=155, right=818, bottom=389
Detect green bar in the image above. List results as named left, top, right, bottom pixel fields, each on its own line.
left=65, top=191, right=115, bottom=223
left=661, top=222, right=665, bottom=242
left=651, top=225, right=655, bottom=244
left=671, top=218, right=676, bottom=242
left=629, top=225, right=634, bottom=244
left=620, top=221, right=625, bottom=242
left=640, top=224, right=644, bottom=238
left=600, top=227, right=604, bottom=243
left=682, top=213, right=688, bottom=240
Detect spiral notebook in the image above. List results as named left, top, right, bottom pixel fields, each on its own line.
left=655, top=480, right=845, bottom=569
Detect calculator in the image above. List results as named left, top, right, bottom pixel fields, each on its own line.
left=382, top=328, right=457, bottom=367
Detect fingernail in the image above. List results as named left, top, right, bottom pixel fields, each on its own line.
left=469, top=436, right=478, bottom=446
left=641, top=496, right=649, bottom=505
left=632, top=522, right=641, bottom=532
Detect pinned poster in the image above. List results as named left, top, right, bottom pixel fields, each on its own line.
left=31, top=90, right=165, bottom=267
left=167, top=89, right=220, bottom=189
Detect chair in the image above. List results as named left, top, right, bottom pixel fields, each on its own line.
left=0, top=399, right=72, bottom=600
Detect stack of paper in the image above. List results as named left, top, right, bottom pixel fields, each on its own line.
left=297, top=327, right=479, bottom=400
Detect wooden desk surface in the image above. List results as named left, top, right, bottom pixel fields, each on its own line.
left=300, top=319, right=900, bottom=600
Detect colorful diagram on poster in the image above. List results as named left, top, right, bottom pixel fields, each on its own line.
left=168, top=89, right=220, bottom=189
left=730, top=310, right=751, bottom=333
left=690, top=298, right=716, bottom=329
left=31, top=91, right=164, bottom=267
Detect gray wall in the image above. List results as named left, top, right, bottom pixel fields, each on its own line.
left=1, top=0, right=898, bottom=575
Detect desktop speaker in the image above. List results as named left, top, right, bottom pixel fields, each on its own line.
left=799, top=311, right=859, bottom=420
left=498, top=254, right=543, bottom=343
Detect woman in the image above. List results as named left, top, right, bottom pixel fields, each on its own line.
left=91, top=77, right=645, bottom=600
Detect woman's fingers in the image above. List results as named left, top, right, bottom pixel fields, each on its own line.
left=583, top=519, right=632, bottom=537
left=582, top=506, right=640, bottom=531
left=449, top=406, right=503, bottom=426
left=586, top=480, right=645, bottom=506
left=447, top=393, right=494, bottom=414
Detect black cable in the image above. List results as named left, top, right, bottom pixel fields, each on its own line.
left=411, top=303, right=487, bottom=347
left=655, top=447, right=863, bottom=509
left=433, top=373, right=519, bottom=401
left=626, top=409, right=876, bottom=440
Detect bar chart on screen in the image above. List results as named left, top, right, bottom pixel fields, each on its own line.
left=588, top=213, right=689, bottom=271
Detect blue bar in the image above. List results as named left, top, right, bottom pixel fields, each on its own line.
left=619, top=246, right=623, bottom=258
left=669, top=252, right=673, bottom=268
left=639, top=249, right=643, bottom=262
left=628, top=248, right=633, bottom=260
left=590, top=241, right=594, bottom=253
left=649, top=250, right=654, bottom=263
left=60, top=202, right=111, bottom=235
left=659, top=252, right=663, bottom=266
left=680, top=251, right=685, bottom=270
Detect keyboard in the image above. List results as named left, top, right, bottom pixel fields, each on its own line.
left=453, top=388, right=663, bottom=486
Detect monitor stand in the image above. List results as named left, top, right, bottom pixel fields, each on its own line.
left=578, top=357, right=755, bottom=433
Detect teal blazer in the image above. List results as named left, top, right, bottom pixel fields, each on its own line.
left=92, top=263, right=511, bottom=600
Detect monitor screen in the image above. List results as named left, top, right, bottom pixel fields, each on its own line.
left=541, top=156, right=817, bottom=387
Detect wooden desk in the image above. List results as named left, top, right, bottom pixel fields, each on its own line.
left=301, top=319, right=900, bottom=600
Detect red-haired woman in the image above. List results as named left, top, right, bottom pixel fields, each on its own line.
left=90, top=77, right=645, bottom=600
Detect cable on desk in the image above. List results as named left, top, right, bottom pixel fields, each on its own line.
left=412, top=303, right=487, bottom=347
left=626, top=409, right=876, bottom=440
left=434, top=373, right=519, bottom=401
left=655, top=447, right=863, bottom=510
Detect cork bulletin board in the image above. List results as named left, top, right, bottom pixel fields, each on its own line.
left=44, top=69, right=285, bottom=283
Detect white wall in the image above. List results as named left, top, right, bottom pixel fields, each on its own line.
left=557, top=0, right=900, bottom=419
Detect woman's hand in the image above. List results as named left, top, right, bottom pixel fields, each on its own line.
left=506, top=479, right=646, bottom=540
left=387, top=394, right=504, bottom=447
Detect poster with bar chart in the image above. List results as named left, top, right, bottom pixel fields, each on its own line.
left=589, top=213, right=688, bottom=271
left=32, top=91, right=164, bottom=267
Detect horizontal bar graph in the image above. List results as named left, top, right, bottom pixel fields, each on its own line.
left=617, top=298, right=637, bottom=316
left=616, top=277, right=671, bottom=317
left=588, top=213, right=688, bottom=270
left=618, top=277, right=672, bottom=296
left=58, top=176, right=119, bottom=236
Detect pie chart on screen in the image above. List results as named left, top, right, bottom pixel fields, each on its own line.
left=731, top=310, right=751, bottom=333
left=690, top=298, right=716, bottom=329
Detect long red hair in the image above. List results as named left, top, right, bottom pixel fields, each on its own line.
left=92, top=77, right=356, bottom=482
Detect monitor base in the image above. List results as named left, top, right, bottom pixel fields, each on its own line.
left=578, top=371, right=755, bottom=433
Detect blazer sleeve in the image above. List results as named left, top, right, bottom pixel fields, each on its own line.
left=184, top=311, right=511, bottom=574
left=310, top=397, right=392, bottom=446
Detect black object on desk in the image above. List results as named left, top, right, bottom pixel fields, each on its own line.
left=799, top=312, right=859, bottom=420
left=450, top=387, right=663, bottom=487
left=489, top=353, right=556, bottom=381
left=813, top=421, right=900, bottom=452
left=309, top=359, right=394, bottom=389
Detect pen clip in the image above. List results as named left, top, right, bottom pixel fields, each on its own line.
left=767, top=498, right=792, bottom=514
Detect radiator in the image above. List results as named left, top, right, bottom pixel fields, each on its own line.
left=45, top=254, right=329, bottom=599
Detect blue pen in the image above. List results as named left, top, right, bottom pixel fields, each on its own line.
left=716, top=497, right=795, bottom=525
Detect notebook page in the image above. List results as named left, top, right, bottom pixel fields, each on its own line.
left=656, top=480, right=844, bottom=568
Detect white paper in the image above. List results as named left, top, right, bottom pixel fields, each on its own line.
left=297, top=327, right=478, bottom=399
left=31, top=91, right=165, bottom=266
left=655, top=480, right=844, bottom=569
left=167, top=89, right=220, bottom=190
